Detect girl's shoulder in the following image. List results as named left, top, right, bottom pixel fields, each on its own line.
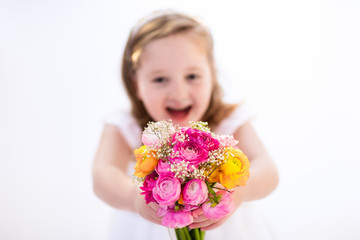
left=214, top=102, right=255, bottom=135
left=103, top=109, right=142, bottom=149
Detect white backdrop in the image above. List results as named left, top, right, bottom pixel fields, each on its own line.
left=1, top=0, right=359, bottom=239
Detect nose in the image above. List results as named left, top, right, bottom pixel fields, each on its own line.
left=168, top=78, right=190, bottom=105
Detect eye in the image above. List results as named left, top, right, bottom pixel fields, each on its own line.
left=153, top=77, right=166, bottom=83
left=186, top=74, right=199, bottom=80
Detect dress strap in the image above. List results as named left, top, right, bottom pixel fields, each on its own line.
left=214, top=102, right=255, bottom=135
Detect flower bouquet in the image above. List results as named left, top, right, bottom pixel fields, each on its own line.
left=133, top=121, right=250, bottom=240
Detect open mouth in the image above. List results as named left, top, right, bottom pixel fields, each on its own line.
left=166, top=106, right=192, bottom=120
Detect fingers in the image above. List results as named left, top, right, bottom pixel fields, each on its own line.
left=189, top=215, right=229, bottom=231
left=137, top=201, right=162, bottom=225
left=199, top=218, right=226, bottom=231
left=192, top=214, right=208, bottom=223
left=147, top=212, right=162, bottom=225
left=148, top=202, right=160, bottom=211
left=189, top=218, right=217, bottom=230
left=141, top=212, right=161, bottom=225
left=190, top=213, right=216, bottom=229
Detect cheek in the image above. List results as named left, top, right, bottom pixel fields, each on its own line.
left=134, top=71, right=151, bottom=100
left=141, top=94, right=160, bottom=108
left=203, top=71, right=214, bottom=98
left=140, top=92, right=165, bottom=120
left=136, top=81, right=160, bottom=105
left=198, top=81, right=213, bottom=104
left=135, top=80, right=147, bottom=101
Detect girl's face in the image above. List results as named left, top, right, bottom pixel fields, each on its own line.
left=135, top=33, right=213, bottom=127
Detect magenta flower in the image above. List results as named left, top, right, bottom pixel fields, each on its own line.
left=185, top=128, right=219, bottom=151
left=140, top=171, right=158, bottom=204
left=155, top=160, right=172, bottom=175
left=152, top=174, right=181, bottom=207
left=182, top=179, right=208, bottom=206
left=170, top=139, right=209, bottom=168
left=157, top=208, right=194, bottom=228
left=202, top=190, right=235, bottom=220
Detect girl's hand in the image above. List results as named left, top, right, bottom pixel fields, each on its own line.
left=189, top=188, right=245, bottom=231
left=133, top=193, right=162, bottom=225
left=189, top=212, right=232, bottom=231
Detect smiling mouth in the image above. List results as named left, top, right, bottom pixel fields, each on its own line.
left=166, top=106, right=192, bottom=120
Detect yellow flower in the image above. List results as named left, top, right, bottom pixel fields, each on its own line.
left=134, top=145, right=159, bottom=178
left=219, top=147, right=250, bottom=189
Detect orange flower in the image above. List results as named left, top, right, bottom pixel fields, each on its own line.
left=134, top=145, right=159, bottom=178
left=208, top=147, right=250, bottom=189
left=178, top=194, right=184, bottom=205
left=208, top=167, right=220, bottom=183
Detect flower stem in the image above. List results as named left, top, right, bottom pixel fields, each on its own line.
left=205, top=181, right=220, bottom=204
left=193, top=228, right=200, bottom=239
left=212, top=186, right=232, bottom=193
left=175, top=227, right=191, bottom=240
left=179, top=228, right=186, bottom=240
left=200, top=229, right=206, bottom=240
left=175, top=228, right=181, bottom=239
left=207, top=166, right=218, bottom=178
left=183, top=227, right=191, bottom=240
left=205, top=181, right=216, bottom=197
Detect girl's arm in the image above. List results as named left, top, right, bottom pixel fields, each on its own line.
left=190, top=121, right=279, bottom=230
left=92, top=124, right=161, bottom=225
left=232, top=121, right=279, bottom=201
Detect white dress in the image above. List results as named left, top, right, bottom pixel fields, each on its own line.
left=104, top=104, right=274, bottom=240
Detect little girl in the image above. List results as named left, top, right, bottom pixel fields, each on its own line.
left=93, top=10, right=279, bottom=240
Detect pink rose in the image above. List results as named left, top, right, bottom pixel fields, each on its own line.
left=182, top=179, right=208, bottom=206
left=170, top=140, right=209, bottom=168
left=152, top=174, right=181, bottom=207
left=171, top=127, right=187, bottom=142
left=202, top=190, right=235, bottom=220
left=157, top=208, right=194, bottom=228
left=142, top=133, right=160, bottom=146
left=214, top=135, right=239, bottom=148
left=155, top=160, right=172, bottom=175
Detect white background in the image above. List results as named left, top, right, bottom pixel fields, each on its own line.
left=1, top=0, right=359, bottom=239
